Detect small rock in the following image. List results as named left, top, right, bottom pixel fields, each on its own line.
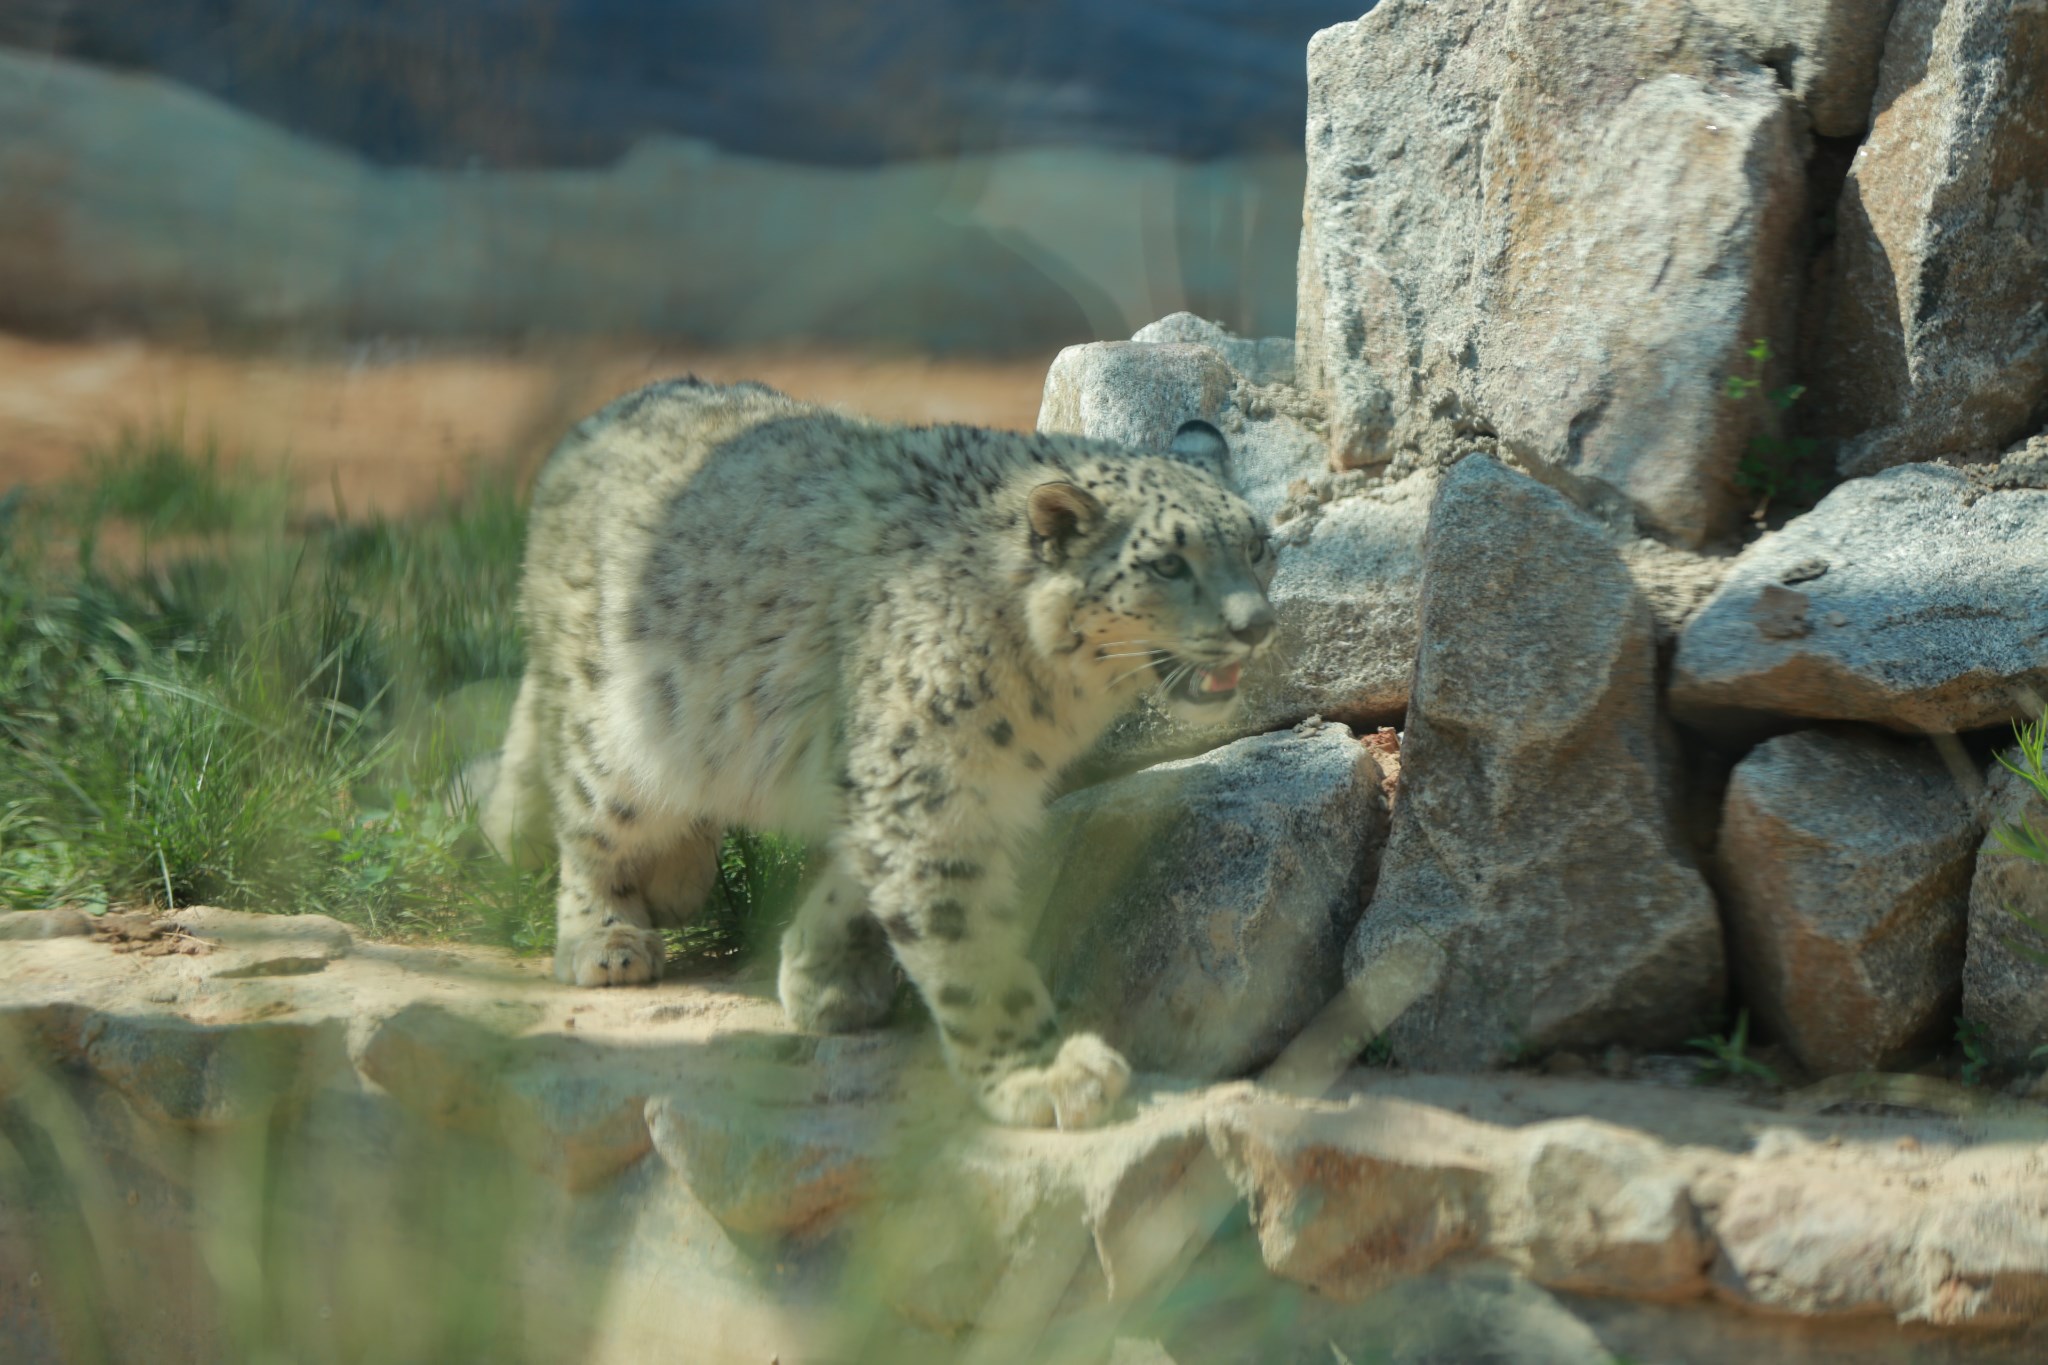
left=1036, top=319, right=1322, bottom=519
left=1032, top=723, right=1390, bottom=1079
left=1751, top=584, right=1813, bottom=640
left=1714, top=1167, right=2048, bottom=1326
left=1714, top=729, right=1980, bottom=1075
left=354, top=1002, right=643, bottom=1190
left=1697, top=0, right=1897, bottom=136
left=1362, top=727, right=1402, bottom=811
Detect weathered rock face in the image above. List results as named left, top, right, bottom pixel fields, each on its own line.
left=1808, top=0, right=2048, bottom=477
left=1699, top=0, right=1899, bottom=137
left=1036, top=314, right=1324, bottom=520
left=1714, top=729, right=1980, bottom=1076
left=1347, top=456, right=1725, bottom=1069
left=1044, top=315, right=1431, bottom=771
left=7, top=914, right=2048, bottom=1363
left=1670, top=463, right=2048, bottom=735
left=1964, top=753, right=2048, bottom=1064
left=1297, top=0, right=1807, bottom=546
left=1029, top=722, right=1390, bottom=1079
left=1248, top=469, right=1434, bottom=736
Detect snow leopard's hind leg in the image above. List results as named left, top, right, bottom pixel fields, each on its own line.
left=636, top=819, right=724, bottom=930
left=778, top=852, right=900, bottom=1033
left=477, top=673, right=553, bottom=870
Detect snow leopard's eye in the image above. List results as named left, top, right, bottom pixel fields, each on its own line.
left=1148, top=553, right=1190, bottom=580
left=1249, top=534, right=1271, bottom=563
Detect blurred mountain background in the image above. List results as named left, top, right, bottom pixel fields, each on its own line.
left=0, top=1, right=1370, bottom=351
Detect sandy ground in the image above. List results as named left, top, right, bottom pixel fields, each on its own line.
left=0, top=332, right=1057, bottom=518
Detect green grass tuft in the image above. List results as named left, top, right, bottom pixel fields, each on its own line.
left=0, top=430, right=799, bottom=963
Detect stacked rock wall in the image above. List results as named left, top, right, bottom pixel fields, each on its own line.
left=1042, top=0, right=2048, bottom=1096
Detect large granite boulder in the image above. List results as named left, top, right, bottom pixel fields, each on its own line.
left=1964, top=751, right=2048, bottom=1065
left=1670, top=463, right=2048, bottom=735
left=1296, top=0, right=1807, bottom=546
left=1807, top=0, right=2048, bottom=477
left=1029, top=721, right=1391, bottom=1079
left=1347, top=456, right=1725, bottom=1069
left=1714, top=729, right=1980, bottom=1076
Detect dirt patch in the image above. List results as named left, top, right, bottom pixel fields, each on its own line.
left=93, top=912, right=212, bottom=957
left=0, top=332, right=1056, bottom=518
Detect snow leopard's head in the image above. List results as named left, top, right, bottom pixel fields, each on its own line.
left=1025, top=421, right=1278, bottom=724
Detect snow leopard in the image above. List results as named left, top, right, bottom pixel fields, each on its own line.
left=481, top=378, right=1277, bottom=1127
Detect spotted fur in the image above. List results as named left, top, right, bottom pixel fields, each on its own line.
left=481, top=378, right=1277, bottom=1127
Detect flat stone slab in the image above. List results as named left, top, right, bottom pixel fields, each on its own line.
left=4, top=910, right=2048, bottom=1363
left=1671, top=463, right=2048, bottom=735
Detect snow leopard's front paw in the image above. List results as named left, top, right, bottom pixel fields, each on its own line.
left=976, top=1033, right=1131, bottom=1129
left=555, top=923, right=666, bottom=987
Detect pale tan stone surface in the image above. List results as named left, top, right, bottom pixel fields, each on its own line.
left=6, top=910, right=2046, bottom=1362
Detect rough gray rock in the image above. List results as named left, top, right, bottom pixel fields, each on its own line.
left=1131, top=312, right=1294, bottom=386
left=1347, top=456, right=1725, bottom=1069
left=1037, top=341, right=1237, bottom=462
left=1714, top=729, right=1980, bottom=1076
left=1964, top=753, right=2048, bottom=1064
left=1670, top=464, right=2048, bottom=735
left=1700, top=0, right=1900, bottom=136
left=1030, top=721, right=1389, bottom=1079
left=1252, top=473, right=1434, bottom=733
left=1296, top=0, right=1806, bottom=546
left=1036, top=315, right=1325, bottom=519
left=1808, top=0, right=2048, bottom=477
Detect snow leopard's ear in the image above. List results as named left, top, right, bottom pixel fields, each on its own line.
left=1026, top=481, right=1103, bottom=565
left=1165, top=419, right=1232, bottom=486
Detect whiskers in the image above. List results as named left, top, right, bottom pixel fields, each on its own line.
left=1106, top=657, right=1171, bottom=690
left=1151, top=658, right=1200, bottom=698
left=1092, top=636, right=1172, bottom=691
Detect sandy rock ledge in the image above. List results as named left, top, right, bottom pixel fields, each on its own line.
left=5, top=912, right=2048, bottom=1363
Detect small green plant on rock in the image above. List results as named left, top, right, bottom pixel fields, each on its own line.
left=1688, top=1009, right=1780, bottom=1086
left=1724, top=338, right=1825, bottom=519
left=1992, top=713, right=2048, bottom=967
left=1983, top=714, right=2048, bottom=1075
left=1956, top=1017, right=1996, bottom=1086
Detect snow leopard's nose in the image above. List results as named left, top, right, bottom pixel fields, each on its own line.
left=1227, top=598, right=1277, bottom=648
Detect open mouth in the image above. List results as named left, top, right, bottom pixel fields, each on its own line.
left=1153, top=657, right=1242, bottom=706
